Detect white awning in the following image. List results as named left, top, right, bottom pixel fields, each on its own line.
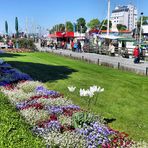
left=98, top=34, right=122, bottom=40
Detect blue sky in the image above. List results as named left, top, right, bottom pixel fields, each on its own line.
left=0, top=0, right=147, bottom=33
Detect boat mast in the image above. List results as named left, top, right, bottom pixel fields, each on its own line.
left=107, top=0, right=110, bottom=36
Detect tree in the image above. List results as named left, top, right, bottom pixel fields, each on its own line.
left=137, top=16, right=148, bottom=29
left=100, top=19, right=112, bottom=30
left=87, top=19, right=100, bottom=29
left=15, top=17, right=19, bottom=37
left=65, top=21, right=73, bottom=32
left=58, top=24, right=65, bottom=32
left=116, top=24, right=127, bottom=31
left=5, top=21, right=8, bottom=35
left=139, top=16, right=148, bottom=25
left=76, top=18, right=87, bottom=33
left=134, top=16, right=148, bottom=36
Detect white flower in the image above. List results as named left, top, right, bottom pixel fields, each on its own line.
left=87, top=90, right=94, bottom=98
left=90, top=85, right=99, bottom=93
left=100, top=88, right=104, bottom=92
left=89, top=85, right=104, bottom=93
left=80, top=89, right=86, bottom=97
left=80, top=89, right=94, bottom=98
left=67, top=86, right=76, bottom=92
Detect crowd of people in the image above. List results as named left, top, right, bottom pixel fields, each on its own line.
left=39, top=39, right=147, bottom=63
left=40, top=39, right=84, bottom=52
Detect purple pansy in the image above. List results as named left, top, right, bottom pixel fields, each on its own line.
left=35, top=86, right=59, bottom=96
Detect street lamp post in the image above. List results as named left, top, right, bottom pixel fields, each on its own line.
left=139, top=12, right=143, bottom=44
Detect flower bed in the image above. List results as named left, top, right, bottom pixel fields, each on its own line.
left=0, top=48, right=33, bottom=53
left=0, top=60, right=146, bottom=147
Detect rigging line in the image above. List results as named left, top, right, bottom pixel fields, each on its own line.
left=98, top=0, right=108, bottom=29
left=98, top=0, right=108, bottom=31
left=135, top=0, right=139, bottom=41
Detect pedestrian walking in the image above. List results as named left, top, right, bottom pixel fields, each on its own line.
left=133, top=45, right=140, bottom=64
left=77, top=41, right=81, bottom=52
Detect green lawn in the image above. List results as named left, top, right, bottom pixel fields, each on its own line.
left=1, top=52, right=148, bottom=142
left=0, top=93, right=45, bottom=148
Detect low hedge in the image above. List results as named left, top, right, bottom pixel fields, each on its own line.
left=12, top=38, right=37, bottom=51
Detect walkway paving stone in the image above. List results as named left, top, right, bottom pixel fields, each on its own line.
left=35, top=43, right=148, bottom=76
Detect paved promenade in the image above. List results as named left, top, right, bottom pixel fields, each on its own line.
left=35, top=44, right=148, bottom=76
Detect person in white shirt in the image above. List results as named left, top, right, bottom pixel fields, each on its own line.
left=108, top=43, right=115, bottom=56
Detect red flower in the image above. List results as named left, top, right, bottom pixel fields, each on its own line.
left=37, top=119, right=51, bottom=128
left=63, top=108, right=81, bottom=116
left=50, top=114, right=57, bottom=121
left=4, top=84, right=14, bottom=90
left=20, top=103, right=44, bottom=110
left=60, top=124, right=75, bottom=132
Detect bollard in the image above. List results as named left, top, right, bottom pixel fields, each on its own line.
left=118, top=62, right=120, bottom=69
left=97, top=59, right=100, bottom=65
left=146, top=67, right=148, bottom=76
left=82, top=56, right=84, bottom=60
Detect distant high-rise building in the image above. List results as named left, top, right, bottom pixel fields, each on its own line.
left=111, top=4, right=138, bottom=31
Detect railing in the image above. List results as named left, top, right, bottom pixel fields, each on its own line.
left=83, top=45, right=148, bottom=59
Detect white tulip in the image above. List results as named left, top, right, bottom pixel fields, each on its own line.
left=89, top=85, right=98, bottom=93
left=80, top=89, right=86, bottom=96
left=87, top=90, right=94, bottom=98
left=67, top=86, right=76, bottom=92
left=100, top=88, right=104, bottom=92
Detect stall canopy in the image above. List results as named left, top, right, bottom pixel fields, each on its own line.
left=89, top=29, right=101, bottom=35
left=63, top=32, right=74, bottom=37
left=48, top=32, right=74, bottom=38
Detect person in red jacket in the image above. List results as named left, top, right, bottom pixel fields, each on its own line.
left=133, top=45, right=140, bottom=63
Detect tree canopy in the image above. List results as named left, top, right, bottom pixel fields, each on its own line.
left=15, top=17, right=19, bottom=37
left=87, top=19, right=100, bottom=29
left=58, top=24, right=65, bottom=32
left=137, top=16, right=148, bottom=28
left=5, top=21, right=8, bottom=35
left=116, top=24, right=127, bottom=31
left=76, top=18, right=87, bottom=33
left=65, top=21, right=73, bottom=32
left=100, top=19, right=112, bottom=30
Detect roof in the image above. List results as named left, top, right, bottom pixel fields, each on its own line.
left=101, top=30, right=131, bottom=33
left=48, top=32, right=74, bottom=38
left=112, top=8, right=129, bottom=13
left=89, top=29, right=101, bottom=34
left=118, top=38, right=136, bottom=42
left=112, top=6, right=129, bottom=13
left=98, top=34, right=122, bottom=40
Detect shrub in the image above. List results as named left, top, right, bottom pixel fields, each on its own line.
left=12, top=38, right=36, bottom=50
left=72, top=111, right=104, bottom=128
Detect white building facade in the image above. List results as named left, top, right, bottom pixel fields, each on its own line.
left=111, top=4, right=138, bottom=31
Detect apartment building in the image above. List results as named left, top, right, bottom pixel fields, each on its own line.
left=111, top=4, right=138, bottom=31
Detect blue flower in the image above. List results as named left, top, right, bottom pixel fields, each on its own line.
left=76, top=122, right=114, bottom=147
left=35, top=86, right=59, bottom=96
left=46, top=106, right=63, bottom=114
